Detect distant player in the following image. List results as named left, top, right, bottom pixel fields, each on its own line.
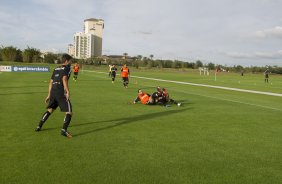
left=108, top=64, right=113, bottom=77
left=73, top=63, right=80, bottom=82
left=133, top=89, right=154, bottom=105
left=121, top=64, right=130, bottom=88
left=35, top=54, right=73, bottom=138
left=111, top=64, right=117, bottom=83
left=264, top=68, right=269, bottom=83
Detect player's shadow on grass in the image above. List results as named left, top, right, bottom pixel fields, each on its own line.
left=72, top=108, right=189, bottom=137
left=78, top=79, right=108, bottom=82
left=0, top=91, right=46, bottom=95
left=0, top=85, right=46, bottom=89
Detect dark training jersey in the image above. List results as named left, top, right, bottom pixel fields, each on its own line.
left=111, top=67, right=117, bottom=74
left=111, top=67, right=117, bottom=77
left=51, top=65, right=71, bottom=96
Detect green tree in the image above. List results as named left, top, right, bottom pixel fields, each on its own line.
left=123, top=53, right=128, bottom=60
left=147, top=60, right=153, bottom=68
left=43, top=53, right=58, bottom=63
left=22, top=47, right=41, bottom=63
left=149, top=54, right=154, bottom=60
left=195, top=60, right=203, bottom=68
left=163, top=60, right=173, bottom=68
left=207, top=62, right=215, bottom=70
left=156, top=60, right=163, bottom=68
left=0, top=46, right=22, bottom=62
left=137, top=55, right=142, bottom=61
left=234, top=65, right=244, bottom=72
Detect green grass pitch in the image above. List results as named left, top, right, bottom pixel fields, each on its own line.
left=1, top=65, right=282, bottom=184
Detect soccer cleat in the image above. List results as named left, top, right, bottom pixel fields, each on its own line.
left=35, top=126, right=41, bottom=132
left=61, top=129, right=72, bottom=138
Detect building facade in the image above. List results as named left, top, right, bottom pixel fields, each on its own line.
left=73, top=32, right=95, bottom=59
left=67, top=44, right=74, bottom=57
left=71, top=18, right=104, bottom=59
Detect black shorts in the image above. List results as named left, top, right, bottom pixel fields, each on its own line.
left=111, top=72, right=116, bottom=78
left=47, top=95, right=72, bottom=113
left=122, top=77, right=129, bottom=82
left=74, top=72, right=78, bottom=76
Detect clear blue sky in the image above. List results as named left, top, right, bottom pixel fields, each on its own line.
left=0, top=0, right=282, bottom=66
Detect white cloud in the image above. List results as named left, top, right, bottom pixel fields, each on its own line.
left=254, top=50, right=282, bottom=59
left=223, top=50, right=282, bottom=60
left=222, top=52, right=253, bottom=59
left=1, top=0, right=282, bottom=66
left=255, top=26, right=282, bottom=39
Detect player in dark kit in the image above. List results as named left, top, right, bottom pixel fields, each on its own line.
left=35, top=54, right=73, bottom=138
left=264, top=68, right=269, bottom=83
left=160, top=87, right=181, bottom=106
left=152, top=87, right=181, bottom=107
left=111, top=64, right=117, bottom=83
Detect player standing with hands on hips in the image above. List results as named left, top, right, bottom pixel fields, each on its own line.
left=35, top=54, right=73, bottom=138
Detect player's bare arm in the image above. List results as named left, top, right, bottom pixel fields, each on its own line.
left=45, top=79, right=53, bottom=103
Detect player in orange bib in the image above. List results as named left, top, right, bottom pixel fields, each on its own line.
left=73, top=63, right=80, bottom=82
left=133, top=89, right=154, bottom=105
left=121, top=64, right=130, bottom=88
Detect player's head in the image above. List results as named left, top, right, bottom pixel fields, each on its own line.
left=61, top=53, right=72, bottom=65
left=157, top=86, right=162, bottom=92
left=138, top=89, right=143, bottom=94
left=124, top=64, right=127, bottom=67
left=162, top=88, right=168, bottom=96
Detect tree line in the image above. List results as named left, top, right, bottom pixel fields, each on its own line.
left=1, top=46, right=281, bottom=74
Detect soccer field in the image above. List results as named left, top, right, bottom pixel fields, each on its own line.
left=1, top=66, right=282, bottom=184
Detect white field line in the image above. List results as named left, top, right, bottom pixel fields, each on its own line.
left=141, top=83, right=282, bottom=112
left=172, top=88, right=282, bottom=112
left=84, top=70, right=282, bottom=111
left=84, top=70, right=282, bottom=97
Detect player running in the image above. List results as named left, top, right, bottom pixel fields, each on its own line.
left=111, top=64, right=117, bottom=83
left=264, top=68, right=269, bottom=83
left=35, top=54, right=73, bottom=138
left=121, top=64, right=130, bottom=88
left=108, top=64, right=113, bottom=77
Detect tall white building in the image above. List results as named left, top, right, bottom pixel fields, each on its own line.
left=67, top=44, right=74, bottom=57
left=72, top=18, right=104, bottom=59
left=73, top=32, right=95, bottom=59
left=84, top=18, right=104, bottom=56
